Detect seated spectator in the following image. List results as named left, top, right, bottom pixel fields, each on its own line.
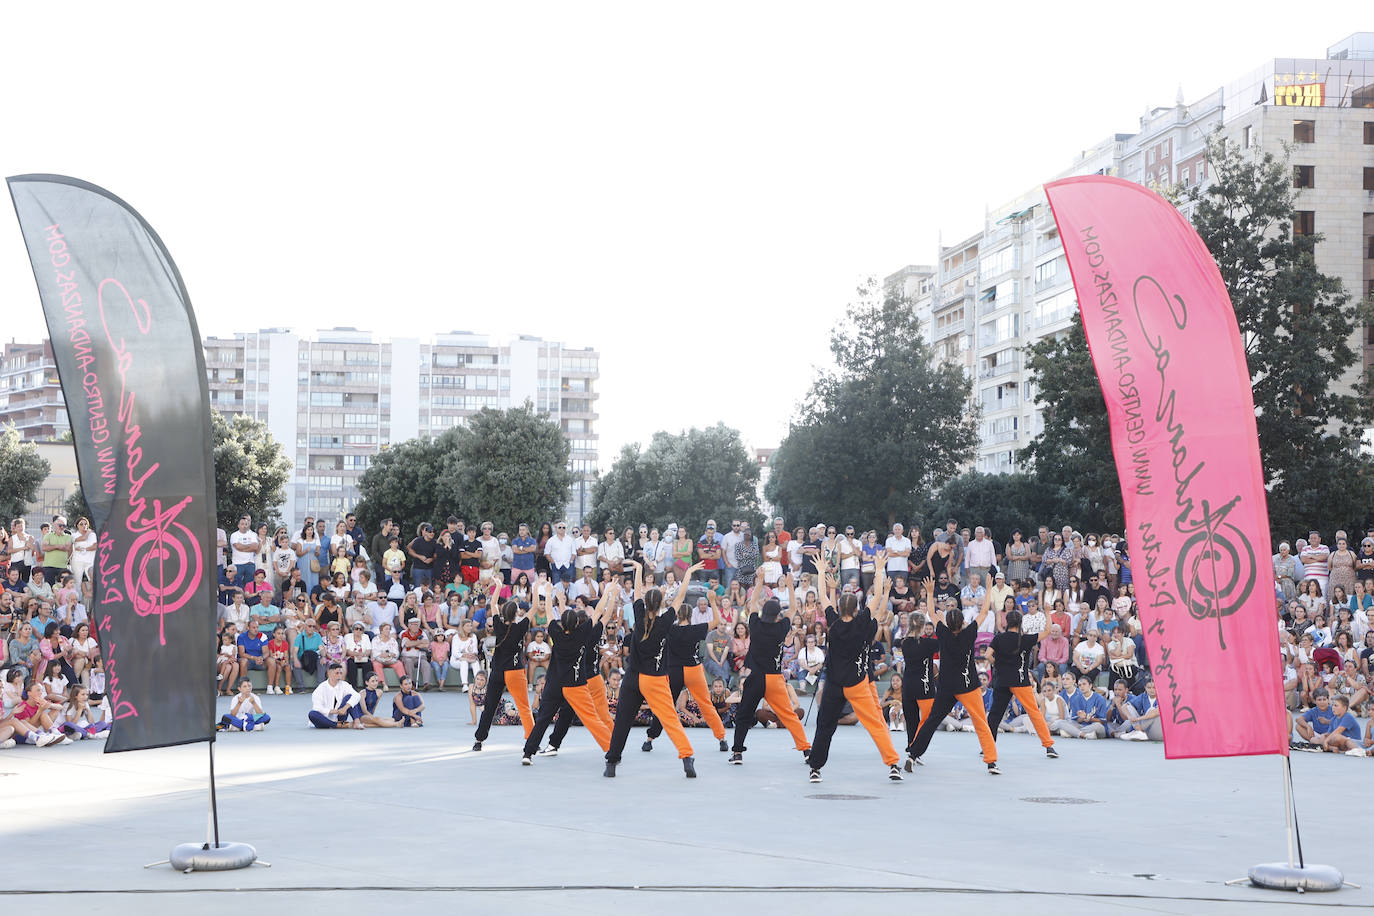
left=218, top=678, right=270, bottom=732
left=1295, top=693, right=1361, bottom=753
left=292, top=618, right=325, bottom=690
left=216, top=630, right=239, bottom=695
left=219, top=591, right=251, bottom=634
left=236, top=619, right=271, bottom=686
left=1128, top=681, right=1162, bottom=740
left=344, top=622, right=373, bottom=689
left=357, top=672, right=400, bottom=727
left=1037, top=624, right=1070, bottom=679
left=371, top=622, right=406, bottom=688
left=400, top=619, right=432, bottom=690
left=1069, top=631, right=1106, bottom=686
left=308, top=663, right=363, bottom=729
left=9, top=679, right=70, bottom=745
left=58, top=684, right=110, bottom=739
left=429, top=629, right=452, bottom=690
left=525, top=629, right=552, bottom=683
left=1106, top=679, right=1150, bottom=740
left=1052, top=677, right=1108, bottom=739
left=391, top=676, right=425, bottom=726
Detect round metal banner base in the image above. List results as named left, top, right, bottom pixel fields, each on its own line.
left=169, top=841, right=258, bottom=872
left=1248, top=862, right=1344, bottom=892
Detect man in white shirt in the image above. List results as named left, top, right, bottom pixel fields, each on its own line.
left=229, top=516, right=259, bottom=583
left=837, top=525, right=860, bottom=587
left=544, top=522, right=576, bottom=584
left=573, top=524, right=598, bottom=573
left=965, top=527, right=997, bottom=584
left=884, top=524, right=913, bottom=583
left=720, top=520, right=743, bottom=590
left=308, top=663, right=363, bottom=728
left=690, top=595, right=713, bottom=626
left=568, top=565, right=600, bottom=604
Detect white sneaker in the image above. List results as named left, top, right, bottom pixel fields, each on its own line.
left=1058, top=728, right=1072, bottom=738
left=1083, top=732, right=1098, bottom=739
left=0, top=738, right=15, bottom=749
left=1344, top=747, right=1367, bottom=757
left=35, top=732, right=62, bottom=747
left=1130, top=731, right=1150, bottom=741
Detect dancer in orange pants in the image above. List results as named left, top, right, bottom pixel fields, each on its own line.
left=584, top=673, right=614, bottom=731
left=985, top=609, right=1057, bottom=758
left=730, top=569, right=812, bottom=764
left=559, top=682, right=611, bottom=750
left=473, top=601, right=534, bottom=749
left=805, top=557, right=901, bottom=781
left=605, top=560, right=701, bottom=777
left=644, top=594, right=729, bottom=752
left=907, top=579, right=1001, bottom=774
left=899, top=610, right=939, bottom=769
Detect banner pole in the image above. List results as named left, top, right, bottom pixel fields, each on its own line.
left=208, top=740, right=221, bottom=849
left=1282, top=755, right=1296, bottom=868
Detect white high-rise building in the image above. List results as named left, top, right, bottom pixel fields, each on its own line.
left=891, top=32, right=1374, bottom=474
left=200, top=328, right=600, bottom=524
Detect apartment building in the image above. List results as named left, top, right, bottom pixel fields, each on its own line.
left=890, top=32, right=1374, bottom=474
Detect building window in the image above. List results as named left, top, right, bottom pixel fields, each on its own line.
left=1364, top=122, right=1374, bottom=144
left=1364, top=167, right=1374, bottom=192
left=1242, top=126, right=1252, bottom=148
left=1181, top=167, right=1191, bottom=186
left=1293, top=211, right=1315, bottom=236
left=1147, top=149, right=1155, bottom=165
left=1294, top=165, right=1315, bottom=189
left=1292, top=120, right=1315, bottom=143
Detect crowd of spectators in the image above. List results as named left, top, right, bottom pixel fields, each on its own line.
left=2, top=509, right=1372, bottom=756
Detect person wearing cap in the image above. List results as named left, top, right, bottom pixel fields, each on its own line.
left=987, top=572, right=1014, bottom=615
left=697, top=522, right=722, bottom=583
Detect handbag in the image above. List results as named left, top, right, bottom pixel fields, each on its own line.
left=309, top=547, right=321, bottom=575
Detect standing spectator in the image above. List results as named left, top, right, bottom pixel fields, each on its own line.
left=228, top=516, right=259, bottom=584
left=885, top=524, right=913, bottom=584
left=39, top=516, right=73, bottom=586
left=965, top=527, right=996, bottom=583
left=545, top=523, right=576, bottom=585
left=836, top=526, right=860, bottom=588
left=721, top=521, right=743, bottom=590
left=67, top=518, right=97, bottom=588
left=1301, top=532, right=1331, bottom=597
left=697, top=522, right=722, bottom=581
left=407, top=524, right=438, bottom=588
left=1004, top=529, right=1030, bottom=583
left=735, top=525, right=759, bottom=586
left=294, top=519, right=323, bottom=597
left=9, top=519, right=35, bottom=584
left=370, top=519, right=394, bottom=585
left=511, top=523, right=538, bottom=581
left=1329, top=534, right=1357, bottom=600
left=643, top=527, right=670, bottom=585
left=573, top=523, right=598, bottom=576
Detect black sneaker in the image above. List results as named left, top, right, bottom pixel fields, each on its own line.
left=472, top=741, right=482, bottom=752
left=728, top=752, right=743, bottom=765
left=641, top=739, right=653, bottom=752
left=521, top=756, right=533, bottom=766
left=1045, top=746, right=1059, bottom=759
left=808, top=769, right=822, bottom=783
left=683, top=757, right=697, bottom=778
left=718, top=738, right=729, bottom=752
left=888, top=764, right=904, bottom=782
left=537, top=746, right=559, bottom=757
left=603, top=762, right=616, bottom=778
left=987, top=762, right=1002, bottom=775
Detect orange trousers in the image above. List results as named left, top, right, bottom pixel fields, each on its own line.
left=506, top=669, right=534, bottom=738
left=1010, top=685, right=1054, bottom=748
left=682, top=665, right=726, bottom=740
left=639, top=673, right=694, bottom=758
left=761, top=673, right=811, bottom=751
left=846, top=682, right=899, bottom=765
left=584, top=674, right=614, bottom=731
left=908, top=689, right=998, bottom=763
left=560, top=685, right=612, bottom=751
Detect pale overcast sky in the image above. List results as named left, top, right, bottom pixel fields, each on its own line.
left=0, top=3, right=1361, bottom=462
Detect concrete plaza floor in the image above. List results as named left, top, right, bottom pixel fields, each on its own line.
left=5, top=692, right=1370, bottom=914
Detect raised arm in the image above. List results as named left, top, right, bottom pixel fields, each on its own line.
left=748, top=567, right=767, bottom=614
left=630, top=559, right=645, bottom=601
left=674, top=563, right=703, bottom=612
left=592, top=577, right=618, bottom=625
left=814, top=555, right=832, bottom=608
left=924, top=577, right=945, bottom=626
left=706, top=588, right=722, bottom=630
left=974, top=584, right=993, bottom=629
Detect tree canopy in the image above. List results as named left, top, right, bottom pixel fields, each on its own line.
left=765, top=278, right=978, bottom=531
left=587, top=423, right=762, bottom=536
left=211, top=409, right=292, bottom=532
left=0, top=425, right=50, bottom=523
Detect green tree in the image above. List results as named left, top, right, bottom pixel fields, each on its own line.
left=438, top=404, right=572, bottom=534
left=1187, top=136, right=1374, bottom=536
left=587, top=423, right=762, bottom=536
left=765, top=278, right=978, bottom=531
left=212, top=409, right=292, bottom=532
left=1019, top=315, right=1122, bottom=532
left=62, top=486, right=93, bottom=525
left=0, top=425, right=50, bottom=523
left=354, top=427, right=463, bottom=538
left=925, top=470, right=1086, bottom=543
left=1023, top=136, right=1374, bottom=539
